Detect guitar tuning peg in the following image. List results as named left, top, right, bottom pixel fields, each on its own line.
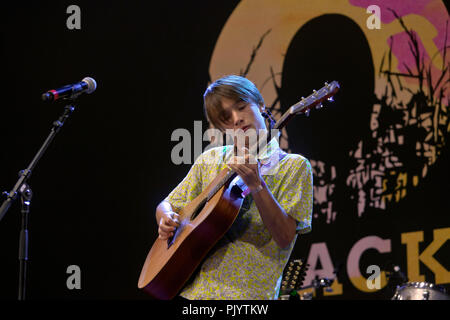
left=316, top=103, right=323, bottom=110
left=324, top=81, right=329, bottom=86
left=327, top=96, right=334, bottom=102
left=305, top=109, right=310, bottom=117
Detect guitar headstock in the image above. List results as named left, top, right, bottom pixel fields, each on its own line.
left=278, top=259, right=309, bottom=298
left=290, top=80, right=340, bottom=116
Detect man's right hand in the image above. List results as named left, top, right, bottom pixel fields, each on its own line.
left=158, top=211, right=180, bottom=240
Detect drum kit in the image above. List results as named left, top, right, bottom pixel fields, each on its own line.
left=387, top=264, right=449, bottom=300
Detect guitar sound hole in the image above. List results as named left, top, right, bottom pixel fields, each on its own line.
left=191, top=198, right=207, bottom=221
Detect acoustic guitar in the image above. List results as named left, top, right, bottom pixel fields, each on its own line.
left=138, top=81, right=340, bottom=299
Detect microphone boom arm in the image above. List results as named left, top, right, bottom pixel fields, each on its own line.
left=0, top=103, right=75, bottom=300
left=0, top=104, right=75, bottom=221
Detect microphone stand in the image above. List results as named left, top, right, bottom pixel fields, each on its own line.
left=0, top=103, right=75, bottom=300
left=18, top=182, right=32, bottom=300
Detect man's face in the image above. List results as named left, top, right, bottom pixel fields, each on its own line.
left=219, top=97, right=266, bottom=132
left=218, top=97, right=268, bottom=152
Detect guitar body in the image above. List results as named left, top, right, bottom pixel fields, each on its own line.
left=138, top=168, right=244, bottom=300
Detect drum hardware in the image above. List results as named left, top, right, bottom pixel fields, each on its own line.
left=392, top=282, right=450, bottom=300
left=385, top=263, right=449, bottom=300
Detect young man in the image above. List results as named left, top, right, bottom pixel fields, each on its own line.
left=156, top=75, right=313, bottom=299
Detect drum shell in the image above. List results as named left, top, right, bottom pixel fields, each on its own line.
left=392, top=282, right=450, bottom=300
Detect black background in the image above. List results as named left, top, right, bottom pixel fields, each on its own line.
left=0, top=1, right=448, bottom=301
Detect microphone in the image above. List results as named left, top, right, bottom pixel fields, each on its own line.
left=41, top=77, right=97, bottom=102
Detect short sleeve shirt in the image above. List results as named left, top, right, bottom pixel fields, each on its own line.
left=164, top=139, right=313, bottom=299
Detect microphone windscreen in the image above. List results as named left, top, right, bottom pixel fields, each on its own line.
left=82, top=77, right=97, bottom=94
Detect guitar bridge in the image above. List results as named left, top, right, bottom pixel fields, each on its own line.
left=167, top=226, right=180, bottom=249
left=166, top=218, right=187, bottom=249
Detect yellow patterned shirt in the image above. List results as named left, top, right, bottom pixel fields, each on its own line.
left=164, top=139, right=313, bottom=300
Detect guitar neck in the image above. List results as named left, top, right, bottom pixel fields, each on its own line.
left=273, top=108, right=296, bottom=131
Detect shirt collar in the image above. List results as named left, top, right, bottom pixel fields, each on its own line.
left=223, top=137, right=283, bottom=165
left=257, top=137, right=282, bottom=164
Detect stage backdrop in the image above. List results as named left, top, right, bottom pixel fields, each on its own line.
left=0, top=0, right=448, bottom=300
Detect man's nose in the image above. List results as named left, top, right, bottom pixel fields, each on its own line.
left=231, top=111, right=243, bottom=128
